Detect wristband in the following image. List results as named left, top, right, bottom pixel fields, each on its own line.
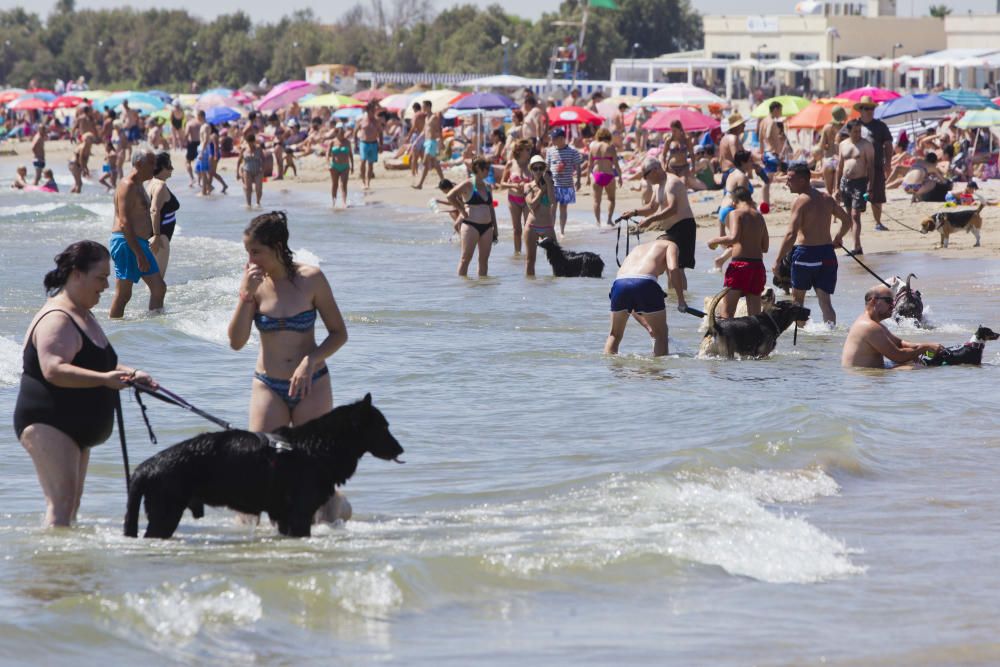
left=239, top=290, right=255, bottom=304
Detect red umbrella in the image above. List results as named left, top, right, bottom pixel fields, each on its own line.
left=50, top=95, right=85, bottom=109
left=547, top=105, right=604, bottom=127
left=0, top=89, right=25, bottom=104
left=837, top=86, right=900, bottom=103
left=642, top=108, right=719, bottom=133
left=354, top=88, right=389, bottom=102
left=25, top=88, right=55, bottom=95
left=7, top=96, right=52, bottom=111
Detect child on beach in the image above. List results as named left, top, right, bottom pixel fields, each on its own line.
left=11, top=165, right=28, bottom=189
left=545, top=128, right=582, bottom=236
left=707, top=185, right=769, bottom=318
left=98, top=142, right=117, bottom=192
left=40, top=169, right=58, bottom=193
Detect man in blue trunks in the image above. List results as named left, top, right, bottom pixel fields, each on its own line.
left=109, top=148, right=167, bottom=319
left=604, top=235, right=674, bottom=356
left=772, top=163, right=852, bottom=327
left=355, top=102, right=382, bottom=190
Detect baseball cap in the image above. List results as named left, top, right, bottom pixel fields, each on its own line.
left=550, top=128, right=566, bottom=139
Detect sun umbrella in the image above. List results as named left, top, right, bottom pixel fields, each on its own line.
left=0, top=88, right=25, bottom=104
left=642, top=108, right=719, bottom=133
left=837, top=86, right=900, bottom=103
left=874, top=93, right=953, bottom=120
left=232, top=90, right=256, bottom=105
left=939, top=89, right=999, bottom=110
left=146, top=89, right=173, bottom=103
left=639, top=84, right=725, bottom=107
left=7, top=96, right=52, bottom=111
left=256, top=80, right=317, bottom=112
left=353, top=88, right=389, bottom=102
left=333, top=107, right=364, bottom=120
left=451, top=92, right=517, bottom=110
left=202, top=88, right=234, bottom=98
left=956, top=108, right=1000, bottom=129
left=404, top=89, right=463, bottom=119
left=205, top=106, right=242, bottom=124
left=78, top=90, right=111, bottom=103
left=98, top=91, right=166, bottom=113
left=195, top=93, right=241, bottom=111
left=380, top=93, right=417, bottom=113
left=751, top=95, right=811, bottom=118
left=175, top=94, right=199, bottom=109
left=785, top=98, right=858, bottom=130
left=49, top=95, right=85, bottom=109
left=547, top=105, right=604, bottom=127
left=300, top=93, right=364, bottom=109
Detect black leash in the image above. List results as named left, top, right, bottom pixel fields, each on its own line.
left=613, top=215, right=641, bottom=267
left=878, top=209, right=924, bottom=233
left=842, top=248, right=891, bottom=288
left=129, top=382, right=235, bottom=446
left=115, top=393, right=130, bottom=491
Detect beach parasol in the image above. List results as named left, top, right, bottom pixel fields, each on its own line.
left=7, top=96, right=52, bottom=111
left=380, top=93, right=417, bottom=113
left=939, top=89, right=998, bottom=110
left=0, top=88, right=25, bottom=104
left=874, top=93, right=953, bottom=120
left=78, top=90, right=111, bottom=103
left=639, top=84, right=725, bottom=107
left=451, top=92, right=517, bottom=110
left=146, top=89, right=173, bottom=103
left=98, top=91, right=166, bottom=113
left=353, top=88, right=389, bottom=102
left=256, top=80, right=317, bottom=112
left=837, top=86, right=900, bottom=103
left=49, top=95, right=85, bottom=109
left=404, top=89, right=463, bottom=119
left=333, top=107, right=364, bottom=120
left=642, top=108, right=719, bottom=133
left=785, top=98, right=858, bottom=130
left=300, top=93, right=364, bottom=109
left=547, top=105, right=604, bottom=127
left=202, top=88, right=234, bottom=98
left=195, top=94, right=240, bottom=111
left=205, top=106, right=243, bottom=124
left=751, top=95, right=811, bottom=118
left=955, top=108, right=1000, bottom=129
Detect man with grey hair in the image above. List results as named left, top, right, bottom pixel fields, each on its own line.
left=110, top=147, right=166, bottom=318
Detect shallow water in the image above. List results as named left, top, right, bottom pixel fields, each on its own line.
left=1, top=182, right=999, bottom=665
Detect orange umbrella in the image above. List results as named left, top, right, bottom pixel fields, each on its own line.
left=786, top=98, right=858, bottom=130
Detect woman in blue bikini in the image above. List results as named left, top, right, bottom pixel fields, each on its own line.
left=227, top=211, right=351, bottom=521
left=328, top=124, right=353, bottom=208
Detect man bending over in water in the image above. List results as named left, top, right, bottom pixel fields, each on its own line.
left=604, top=235, right=674, bottom=356
left=842, top=284, right=943, bottom=368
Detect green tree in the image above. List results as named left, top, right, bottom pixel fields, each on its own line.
left=928, top=4, right=952, bottom=17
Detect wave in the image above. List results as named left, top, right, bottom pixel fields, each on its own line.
left=0, top=201, right=112, bottom=224
left=0, top=336, right=22, bottom=387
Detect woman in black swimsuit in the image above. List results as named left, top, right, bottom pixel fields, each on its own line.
left=147, top=151, right=180, bottom=278
left=446, top=156, right=498, bottom=277
left=13, top=241, right=156, bottom=527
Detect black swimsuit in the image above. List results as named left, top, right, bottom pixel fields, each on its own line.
left=13, top=310, right=118, bottom=449
left=461, top=184, right=494, bottom=235
left=159, top=186, right=179, bottom=241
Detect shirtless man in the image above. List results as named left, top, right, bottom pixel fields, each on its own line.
left=122, top=101, right=141, bottom=161
left=834, top=120, right=875, bottom=254
left=522, top=96, right=546, bottom=149
left=604, top=236, right=674, bottom=356
left=772, top=163, right=852, bottom=326
left=31, top=121, right=46, bottom=186
left=707, top=185, right=769, bottom=318
left=818, top=106, right=846, bottom=194
left=72, top=106, right=98, bottom=177
left=622, top=158, right=697, bottom=312
left=413, top=101, right=444, bottom=189
left=841, top=285, right=943, bottom=368
left=757, top=101, right=788, bottom=176
left=184, top=110, right=204, bottom=187
left=718, top=113, right=747, bottom=172
left=355, top=103, right=382, bottom=190
left=610, top=102, right=627, bottom=149
left=406, top=102, right=427, bottom=178
left=109, top=148, right=167, bottom=319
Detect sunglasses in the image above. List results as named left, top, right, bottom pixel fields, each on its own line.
left=869, top=296, right=893, bottom=304
left=530, top=165, right=545, bottom=171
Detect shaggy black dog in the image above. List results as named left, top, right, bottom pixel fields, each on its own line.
left=891, top=273, right=925, bottom=325
left=699, top=287, right=811, bottom=358
left=772, top=252, right=792, bottom=294
left=920, top=326, right=999, bottom=366
left=537, top=237, right=605, bottom=277
left=124, top=394, right=403, bottom=539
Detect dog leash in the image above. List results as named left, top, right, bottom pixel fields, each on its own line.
left=878, top=209, right=925, bottom=234
left=115, top=393, right=130, bottom=491
left=613, top=215, right=641, bottom=267
left=128, top=382, right=235, bottom=446
left=841, top=248, right=891, bottom=288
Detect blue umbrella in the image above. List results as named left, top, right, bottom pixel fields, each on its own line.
left=202, top=88, right=234, bottom=98
left=333, top=107, right=364, bottom=120
left=451, top=92, right=517, bottom=110
left=146, top=89, right=173, bottom=103
left=98, top=91, right=166, bottom=113
left=205, top=106, right=241, bottom=124
left=939, top=89, right=998, bottom=110
left=875, top=93, right=954, bottom=120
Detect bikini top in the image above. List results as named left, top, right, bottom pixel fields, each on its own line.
left=466, top=183, right=491, bottom=206
left=330, top=145, right=350, bottom=155
left=253, top=308, right=317, bottom=332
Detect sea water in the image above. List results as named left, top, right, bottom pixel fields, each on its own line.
left=1, top=183, right=999, bottom=665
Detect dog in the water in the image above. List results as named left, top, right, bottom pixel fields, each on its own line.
left=537, top=237, right=605, bottom=277
left=772, top=253, right=792, bottom=294
left=920, top=203, right=984, bottom=248
left=699, top=287, right=810, bottom=358
left=890, top=273, right=925, bottom=325
left=920, top=326, right=999, bottom=366
left=124, top=394, right=403, bottom=539
left=700, top=287, right=775, bottom=332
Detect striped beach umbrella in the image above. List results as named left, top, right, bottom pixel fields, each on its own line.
left=939, top=89, right=999, bottom=110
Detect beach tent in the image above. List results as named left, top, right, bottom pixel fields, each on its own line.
left=751, top=95, right=811, bottom=118
left=300, top=93, right=364, bottom=109
left=642, top=108, right=719, bottom=133
left=256, top=81, right=317, bottom=112
left=874, top=93, right=953, bottom=120
left=786, top=98, right=858, bottom=130
left=547, top=105, right=604, bottom=127
left=639, top=84, right=724, bottom=107
left=837, top=86, right=900, bottom=103
left=939, top=89, right=998, bottom=110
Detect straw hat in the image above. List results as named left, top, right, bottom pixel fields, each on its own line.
left=853, top=95, right=877, bottom=111
left=725, top=112, right=746, bottom=132
left=831, top=105, right=847, bottom=123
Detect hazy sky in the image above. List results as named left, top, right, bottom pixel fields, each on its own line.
left=3, top=0, right=997, bottom=24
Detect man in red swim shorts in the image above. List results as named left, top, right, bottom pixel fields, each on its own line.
left=707, top=186, right=769, bottom=318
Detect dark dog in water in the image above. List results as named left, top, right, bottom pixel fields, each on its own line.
left=772, top=252, right=792, bottom=294
left=124, top=394, right=403, bottom=539
left=699, top=287, right=811, bottom=358
left=920, top=326, right=999, bottom=366
left=890, top=273, right=925, bottom=325
left=537, top=237, right=605, bottom=277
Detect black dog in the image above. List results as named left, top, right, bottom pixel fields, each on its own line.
left=124, top=394, right=403, bottom=539
left=920, top=326, right=999, bottom=366
left=891, top=273, right=925, bottom=325
left=699, top=287, right=811, bottom=358
left=537, top=237, right=605, bottom=277
left=772, top=252, right=792, bottom=294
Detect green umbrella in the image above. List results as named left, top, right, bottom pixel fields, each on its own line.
left=299, top=93, right=364, bottom=109
left=751, top=95, right=812, bottom=118
left=956, top=108, right=1000, bottom=129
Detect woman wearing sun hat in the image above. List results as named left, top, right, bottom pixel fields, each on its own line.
left=854, top=95, right=892, bottom=232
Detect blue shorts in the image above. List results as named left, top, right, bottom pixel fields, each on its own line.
left=554, top=186, right=576, bottom=205
left=423, top=139, right=438, bottom=156
left=718, top=205, right=735, bottom=224
left=763, top=152, right=780, bottom=175
left=790, top=244, right=837, bottom=295
left=127, top=126, right=141, bottom=142
left=194, top=154, right=210, bottom=174
left=360, top=141, right=379, bottom=163
left=32, top=159, right=45, bottom=169
left=110, top=232, right=159, bottom=284
left=609, top=275, right=665, bottom=314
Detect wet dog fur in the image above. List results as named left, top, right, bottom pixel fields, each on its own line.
left=699, top=287, right=811, bottom=358
left=890, top=273, right=926, bottom=325
left=537, top=237, right=605, bottom=277
left=920, top=326, right=999, bottom=366
left=124, top=394, right=403, bottom=539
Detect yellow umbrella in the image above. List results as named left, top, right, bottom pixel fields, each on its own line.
left=404, top=89, right=462, bottom=119
left=300, top=93, right=364, bottom=109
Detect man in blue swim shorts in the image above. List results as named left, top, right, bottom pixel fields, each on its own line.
left=605, top=236, right=674, bottom=356
left=758, top=101, right=788, bottom=176
left=355, top=102, right=382, bottom=190
left=772, top=163, right=852, bottom=327
left=109, top=148, right=167, bottom=319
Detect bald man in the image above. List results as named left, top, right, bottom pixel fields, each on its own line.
left=841, top=284, right=942, bottom=368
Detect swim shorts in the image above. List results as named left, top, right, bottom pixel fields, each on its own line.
left=186, top=141, right=199, bottom=162
left=724, top=257, right=766, bottom=296
left=554, top=186, right=576, bottom=205
left=609, top=275, right=665, bottom=314
left=126, top=126, right=141, bottom=143
left=32, top=159, right=45, bottom=169
left=754, top=165, right=770, bottom=185
left=718, top=205, right=735, bottom=225
left=790, top=244, right=837, bottom=294
left=660, top=217, right=696, bottom=270
left=423, top=139, right=438, bottom=157
left=360, top=140, right=379, bottom=163
left=110, top=232, right=160, bottom=283
left=840, top=177, right=868, bottom=211
left=763, top=151, right=780, bottom=174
